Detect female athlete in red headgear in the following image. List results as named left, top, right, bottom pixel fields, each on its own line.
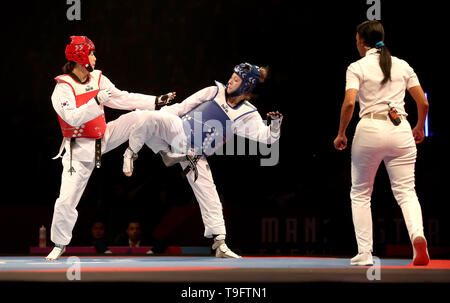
left=46, top=36, right=174, bottom=260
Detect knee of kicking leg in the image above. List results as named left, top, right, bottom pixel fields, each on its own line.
left=137, top=111, right=158, bottom=126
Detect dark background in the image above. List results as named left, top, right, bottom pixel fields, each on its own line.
left=0, top=0, right=447, bottom=256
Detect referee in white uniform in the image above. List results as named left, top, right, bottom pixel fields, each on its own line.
left=334, top=20, right=430, bottom=266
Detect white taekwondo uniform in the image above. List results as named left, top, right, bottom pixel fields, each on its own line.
left=51, top=70, right=156, bottom=246
left=128, top=81, right=280, bottom=238
left=346, top=48, right=425, bottom=253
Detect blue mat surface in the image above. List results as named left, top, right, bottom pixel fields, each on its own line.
left=0, top=256, right=412, bottom=271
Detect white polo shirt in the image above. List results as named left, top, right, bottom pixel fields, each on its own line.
left=345, top=48, right=421, bottom=117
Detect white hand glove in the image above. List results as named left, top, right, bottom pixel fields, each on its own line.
left=95, top=88, right=112, bottom=104
left=267, top=111, right=283, bottom=133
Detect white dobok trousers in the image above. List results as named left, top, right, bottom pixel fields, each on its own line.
left=129, top=110, right=226, bottom=238
left=51, top=111, right=143, bottom=245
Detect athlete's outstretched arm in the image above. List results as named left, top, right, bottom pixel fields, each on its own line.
left=99, top=75, right=157, bottom=111
left=160, top=86, right=217, bottom=117
left=233, top=111, right=282, bottom=145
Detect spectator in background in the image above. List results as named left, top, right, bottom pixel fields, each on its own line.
left=114, top=221, right=147, bottom=248
left=91, top=221, right=112, bottom=254
left=127, top=222, right=143, bottom=247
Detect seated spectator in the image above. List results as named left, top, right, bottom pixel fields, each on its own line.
left=91, top=221, right=112, bottom=254
left=126, top=221, right=143, bottom=247
left=114, top=221, right=148, bottom=248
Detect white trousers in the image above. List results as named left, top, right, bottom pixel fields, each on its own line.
left=129, top=110, right=187, bottom=155
left=351, top=117, right=425, bottom=253
left=51, top=111, right=143, bottom=245
left=180, top=158, right=226, bottom=238
left=129, top=110, right=226, bottom=238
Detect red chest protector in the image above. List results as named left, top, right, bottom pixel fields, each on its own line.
left=55, top=70, right=106, bottom=139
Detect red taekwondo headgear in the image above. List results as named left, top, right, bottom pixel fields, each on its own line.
left=65, top=36, right=95, bottom=71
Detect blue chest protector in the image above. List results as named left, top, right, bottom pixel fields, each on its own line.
left=181, top=81, right=257, bottom=156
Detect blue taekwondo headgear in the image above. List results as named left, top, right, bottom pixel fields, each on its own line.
left=228, top=62, right=261, bottom=96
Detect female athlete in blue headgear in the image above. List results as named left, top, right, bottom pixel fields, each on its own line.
left=123, top=63, right=283, bottom=258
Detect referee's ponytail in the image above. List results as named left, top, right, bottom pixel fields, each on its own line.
left=357, top=20, right=392, bottom=85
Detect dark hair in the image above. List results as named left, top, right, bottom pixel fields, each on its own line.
left=357, top=20, right=392, bottom=85
left=62, top=61, right=76, bottom=74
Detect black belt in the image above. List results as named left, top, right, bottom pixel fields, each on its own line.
left=95, top=138, right=102, bottom=168
left=68, top=138, right=102, bottom=175
left=68, top=138, right=76, bottom=175
left=180, top=155, right=201, bottom=182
